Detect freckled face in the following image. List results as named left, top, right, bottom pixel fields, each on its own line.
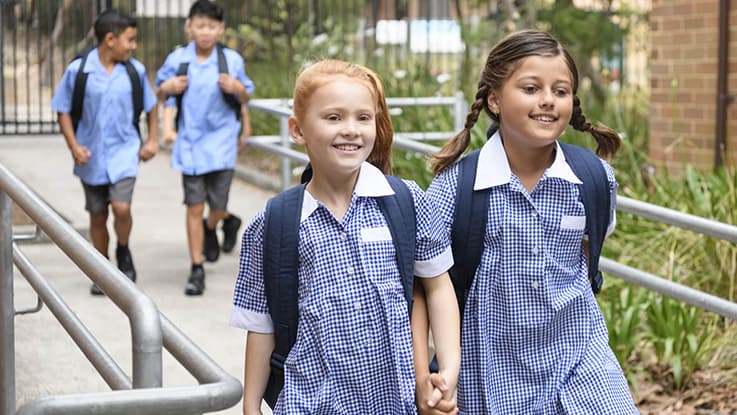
left=290, top=77, right=377, bottom=179
left=491, top=55, right=574, bottom=150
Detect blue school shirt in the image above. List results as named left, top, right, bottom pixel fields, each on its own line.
left=156, top=42, right=255, bottom=176
left=51, top=49, right=156, bottom=185
left=426, top=132, right=638, bottom=414
left=230, top=162, right=453, bottom=414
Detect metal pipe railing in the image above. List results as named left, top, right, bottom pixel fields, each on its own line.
left=12, top=245, right=132, bottom=390
left=617, top=195, right=737, bottom=243
left=14, top=314, right=242, bottom=415
left=0, top=163, right=164, bottom=390
left=600, top=257, right=737, bottom=321
left=1, top=194, right=16, bottom=415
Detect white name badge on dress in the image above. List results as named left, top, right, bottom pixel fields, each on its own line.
left=361, top=226, right=392, bottom=242
left=560, top=215, right=586, bottom=230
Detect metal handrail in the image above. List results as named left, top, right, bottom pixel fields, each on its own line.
left=0, top=163, right=242, bottom=414
left=0, top=163, right=164, bottom=389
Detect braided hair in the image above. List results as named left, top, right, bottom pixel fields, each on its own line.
left=431, top=30, right=620, bottom=174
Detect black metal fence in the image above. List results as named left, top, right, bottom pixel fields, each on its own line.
left=1, top=0, right=497, bottom=135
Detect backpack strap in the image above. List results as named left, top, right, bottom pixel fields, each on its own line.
left=216, top=43, right=242, bottom=121
left=449, top=150, right=490, bottom=319
left=377, top=176, right=416, bottom=315
left=123, top=60, right=144, bottom=140
left=559, top=143, right=611, bottom=294
left=174, top=61, right=190, bottom=129
left=262, top=184, right=304, bottom=409
left=70, top=48, right=93, bottom=132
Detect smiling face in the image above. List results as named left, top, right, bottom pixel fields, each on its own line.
left=107, top=26, right=137, bottom=62
left=187, top=15, right=224, bottom=52
left=290, top=76, right=377, bottom=180
left=490, top=55, right=574, bottom=150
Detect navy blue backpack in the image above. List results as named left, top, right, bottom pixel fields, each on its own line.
left=450, top=129, right=611, bottom=318
left=261, top=172, right=416, bottom=409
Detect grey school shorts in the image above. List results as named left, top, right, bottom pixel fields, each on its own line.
left=82, top=177, right=136, bottom=214
left=182, top=169, right=234, bottom=211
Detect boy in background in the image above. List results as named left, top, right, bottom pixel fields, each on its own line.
left=51, top=9, right=159, bottom=295
left=156, top=0, right=255, bottom=296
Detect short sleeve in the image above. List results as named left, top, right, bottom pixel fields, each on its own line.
left=227, top=49, right=255, bottom=95
left=51, top=61, right=80, bottom=114
left=229, top=210, right=274, bottom=333
left=132, top=59, right=157, bottom=113
left=155, top=51, right=181, bottom=108
left=405, top=180, right=453, bottom=278
left=426, top=163, right=460, bottom=236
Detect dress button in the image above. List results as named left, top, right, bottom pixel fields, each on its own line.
left=347, top=266, right=354, bottom=275
left=340, top=232, right=347, bottom=240
left=354, top=302, right=361, bottom=310
left=532, top=281, right=539, bottom=289
left=532, top=246, right=539, bottom=255
left=532, top=210, right=539, bottom=217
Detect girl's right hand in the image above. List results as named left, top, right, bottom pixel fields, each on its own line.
left=416, top=372, right=458, bottom=415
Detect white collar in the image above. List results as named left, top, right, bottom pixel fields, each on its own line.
left=473, top=131, right=582, bottom=191
left=301, top=162, right=394, bottom=221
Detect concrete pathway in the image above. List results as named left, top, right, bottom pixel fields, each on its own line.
left=2, top=135, right=276, bottom=414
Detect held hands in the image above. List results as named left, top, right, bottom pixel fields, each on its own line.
left=416, top=372, right=458, bottom=415
left=70, top=143, right=92, bottom=166
left=218, top=73, right=245, bottom=95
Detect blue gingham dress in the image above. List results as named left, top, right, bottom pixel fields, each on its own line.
left=426, top=133, right=638, bottom=414
left=231, top=162, right=453, bottom=414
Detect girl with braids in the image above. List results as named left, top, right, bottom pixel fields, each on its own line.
left=231, top=59, right=460, bottom=414
left=418, top=30, right=638, bottom=413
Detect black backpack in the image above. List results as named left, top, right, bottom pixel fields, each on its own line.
left=173, top=43, right=242, bottom=127
left=450, top=129, right=611, bottom=319
left=69, top=47, right=143, bottom=138
left=261, top=174, right=417, bottom=409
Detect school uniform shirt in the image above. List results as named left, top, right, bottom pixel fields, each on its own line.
left=230, top=162, right=453, bottom=414
left=156, top=42, right=255, bottom=176
left=51, top=49, right=156, bottom=185
left=426, top=131, right=638, bottom=414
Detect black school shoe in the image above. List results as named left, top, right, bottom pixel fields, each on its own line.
left=185, top=265, right=205, bottom=296
left=116, top=245, right=137, bottom=282
left=203, top=218, right=220, bottom=262
left=221, top=214, right=242, bottom=253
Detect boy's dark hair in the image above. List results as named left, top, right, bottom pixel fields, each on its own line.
left=94, top=9, right=137, bottom=43
left=188, top=0, right=224, bottom=21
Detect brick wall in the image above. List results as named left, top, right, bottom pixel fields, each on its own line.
left=649, top=0, right=737, bottom=172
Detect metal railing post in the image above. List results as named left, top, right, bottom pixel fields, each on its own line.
left=279, top=99, right=291, bottom=191
left=0, top=192, right=15, bottom=415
